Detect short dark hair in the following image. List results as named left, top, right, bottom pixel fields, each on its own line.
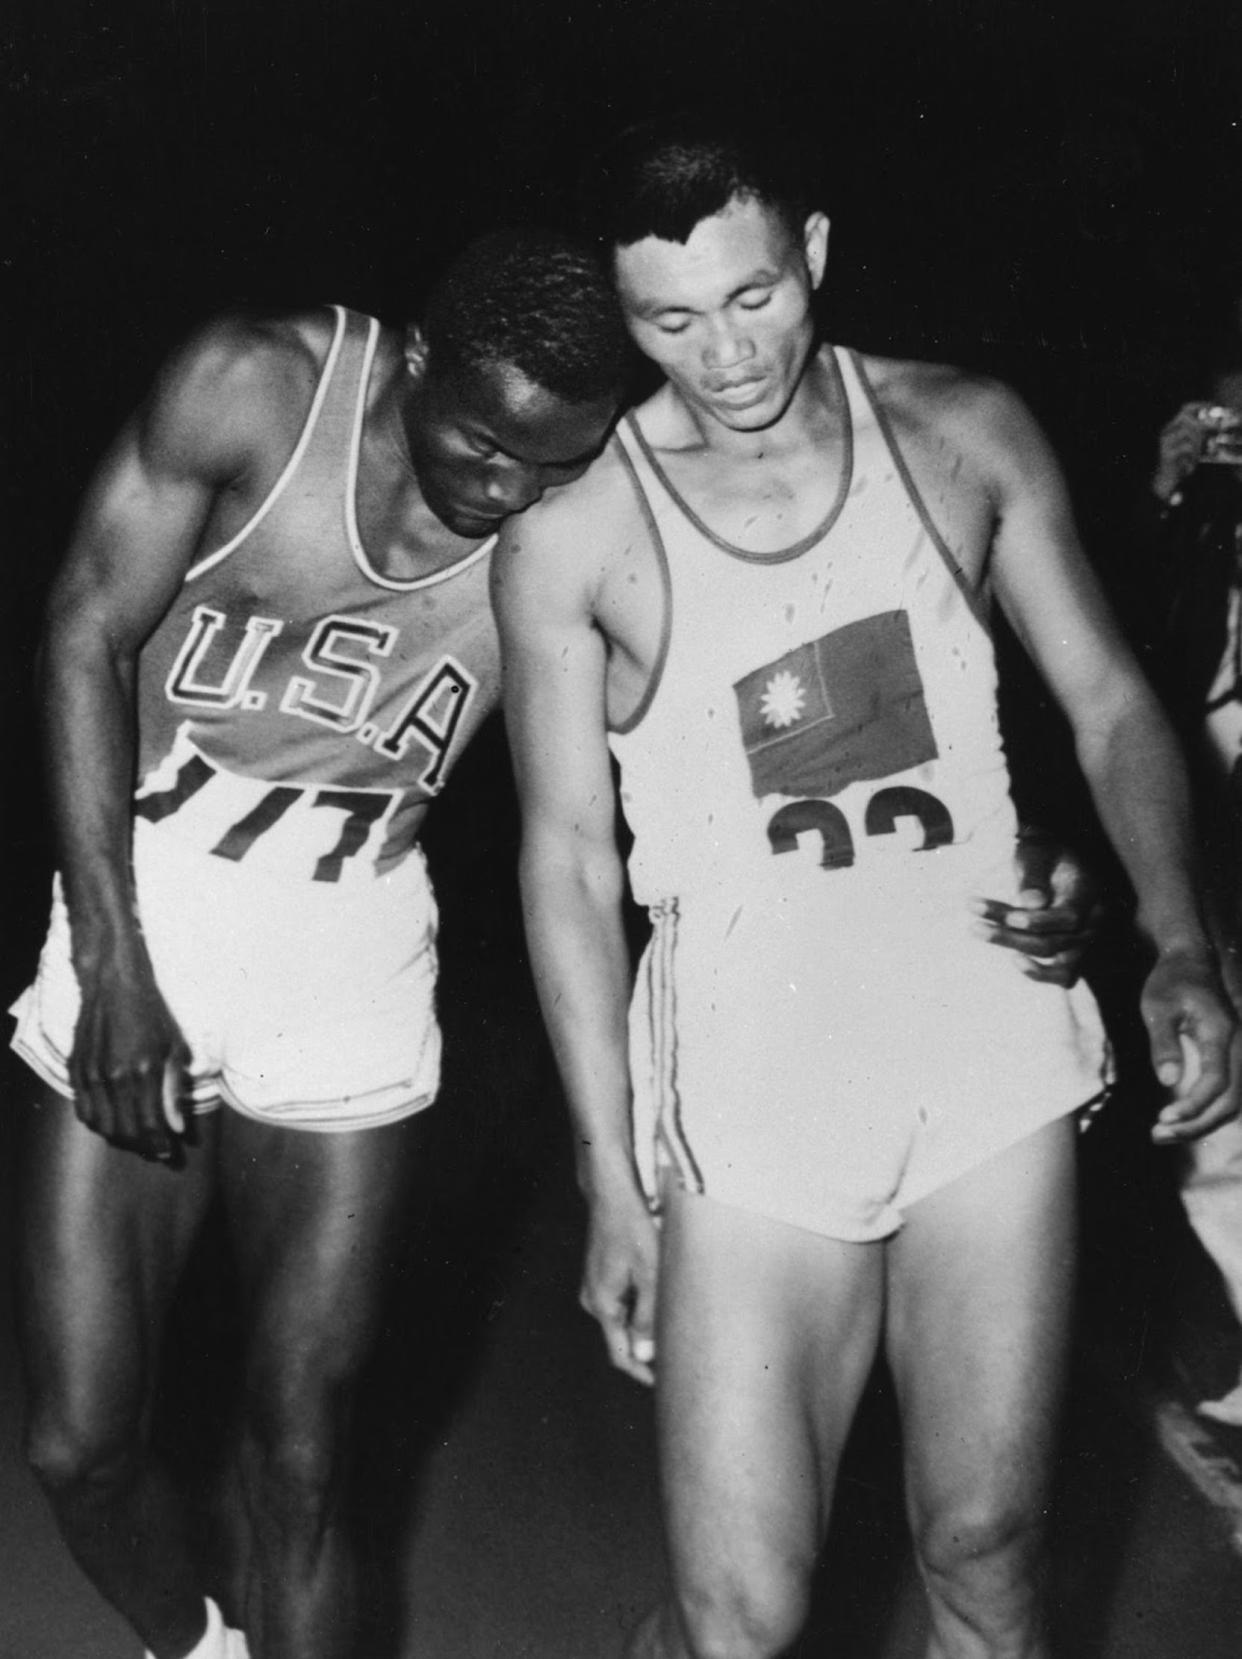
left=581, top=110, right=812, bottom=253
left=423, top=228, right=631, bottom=403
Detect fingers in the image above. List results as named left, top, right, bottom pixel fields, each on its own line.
left=1146, top=987, right=1237, bottom=1144
left=1154, top=405, right=1208, bottom=495
left=580, top=1210, right=660, bottom=1387
left=69, top=1058, right=119, bottom=1143
left=973, top=896, right=1096, bottom=983
left=1150, top=1033, right=1235, bottom=1142
left=976, top=842, right=1103, bottom=985
left=583, top=1279, right=657, bottom=1386
left=70, top=1048, right=190, bottom=1160
left=627, top=1268, right=658, bottom=1386
left=161, top=1057, right=188, bottom=1135
left=120, top=1058, right=183, bottom=1160
left=1011, top=834, right=1057, bottom=902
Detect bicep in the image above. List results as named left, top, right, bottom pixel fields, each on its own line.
left=988, top=425, right=1147, bottom=723
left=48, top=430, right=219, bottom=655
left=47, top=322, right=269, bottom=658
left=495, top=537, right=618, bottom=858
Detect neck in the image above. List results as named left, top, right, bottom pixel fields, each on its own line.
left=360, top=338, right=421, bottom=475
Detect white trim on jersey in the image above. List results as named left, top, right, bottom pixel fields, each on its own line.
left=187, top=305, right=350, bottom=583
left=343, top=319, right=496, bottom=593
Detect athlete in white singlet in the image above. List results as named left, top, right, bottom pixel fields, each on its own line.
left=495, top=116, right=1237, bottom=1659
left=611, top=349, right=1108, bottom=1240
left=11, top=233, right=628, bottom=1659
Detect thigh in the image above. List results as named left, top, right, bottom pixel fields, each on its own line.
left=656, top=1191, right=885, bottom=1600
left=18, top=1084, right=219, bottom=1430
left=885, top=1117, right=1077, bottom=1536
left=219, top=1111, right=429, bottom=1400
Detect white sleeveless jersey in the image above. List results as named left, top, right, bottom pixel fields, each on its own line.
left=134, top=307, right=499, bottom=888
left=609, top=346, right=1021, bottom=920
left=611, top=348, right=1109, bottom=1238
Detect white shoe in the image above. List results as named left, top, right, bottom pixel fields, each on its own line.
left=144, top=1598, right=240, bottom=1659
left=1197, top=1382, right=1242, bottom=1427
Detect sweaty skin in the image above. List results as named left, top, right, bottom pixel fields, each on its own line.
left=45, top=312, right=613, bottom=1158
left=496, top=192, right=1235, bottom=1659
left=25, top=298, right=618, bottom=1659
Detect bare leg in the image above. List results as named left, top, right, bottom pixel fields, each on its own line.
left=635, top=1190, right=884, bottom=1659
left=220, top=1109, right=428, bottom=1659
left=18, top=1084, right=220, bottom=1658
left=887, top=1118, right=1077, bottom=1659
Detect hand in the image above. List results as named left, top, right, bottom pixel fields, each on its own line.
left=1152, top=403, right=1209, bottom=503
left=579, top=1185, right=660, bottom=1386
left=974, top=835, right=1104, bottom=987
left=69, top=967, right=192, bottom=1161
left=1142, top=948, right=1238, bottom=1143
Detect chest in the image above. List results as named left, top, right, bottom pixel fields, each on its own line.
left=651, top=443, right=846, bottom=551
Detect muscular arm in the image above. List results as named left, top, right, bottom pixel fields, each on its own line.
left=981, top=385, right=1236, bottom=1138
left=44, top=319, right=307, bottom=1155
left=493, top=503, right=658, bottom=1384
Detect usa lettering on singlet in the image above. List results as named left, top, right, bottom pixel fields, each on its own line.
left=133, top=307, right=501, bottom=887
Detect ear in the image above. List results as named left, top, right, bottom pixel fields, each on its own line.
left=803, top=212, right=830, bottom=291
left=403, top=323, right=430, bottom=382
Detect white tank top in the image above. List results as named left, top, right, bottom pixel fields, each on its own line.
left=608, top=346, right=1020, bottom=915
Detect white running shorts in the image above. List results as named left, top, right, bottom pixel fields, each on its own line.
left=11, top=821, right=441, bottom=1131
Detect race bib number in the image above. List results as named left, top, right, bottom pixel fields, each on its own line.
left=135, top=731, right=401, bottom=883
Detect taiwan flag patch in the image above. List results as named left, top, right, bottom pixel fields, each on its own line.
left=733, top=610, right=937, bottom=800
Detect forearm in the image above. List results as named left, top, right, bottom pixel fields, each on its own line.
left=519, top=834, right=642, bottom=1203
left=1076, top=688, right=1210, bottom=957
left=41, top=619, right=151, bottom=979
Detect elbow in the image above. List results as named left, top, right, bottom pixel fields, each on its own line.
left=42, top=599, right=136, bottom=686
left=518, top=827, right=625, bottom=918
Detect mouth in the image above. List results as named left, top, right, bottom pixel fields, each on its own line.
left=446, top=504, right=504, bottom=534
left=707, top=378, right=768, bottom=409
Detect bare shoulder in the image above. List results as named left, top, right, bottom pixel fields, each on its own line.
left=854, top=350, right=1056, bottom=494
left=493, top=437, right=645, bottom=624
left=139, top=306, right=336, bottom=482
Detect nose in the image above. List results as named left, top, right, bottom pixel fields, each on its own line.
left=703, top=314, right=756, bottom=372
left=482, top=461, right=544, bottom=514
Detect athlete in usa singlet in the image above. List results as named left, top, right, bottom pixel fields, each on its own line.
left=15, top=306, right=500, bottom=1125
left=611, top=347, right=1108, bottom=1240
left=134, top=305, right=500, bottom=888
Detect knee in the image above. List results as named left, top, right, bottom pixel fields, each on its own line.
left=914, top=1498, right=1044, bottom=1635
left=673, top=1565, right=811, bottom=1659
left=24, top=1404, right=142, bottom=1503
left=241, top=1392, right=345, bottom=1528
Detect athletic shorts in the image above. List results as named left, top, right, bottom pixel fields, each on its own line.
left=628, top=847, right=1110, bottom=1242
left=10, top=821, right=441, bottom=1131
